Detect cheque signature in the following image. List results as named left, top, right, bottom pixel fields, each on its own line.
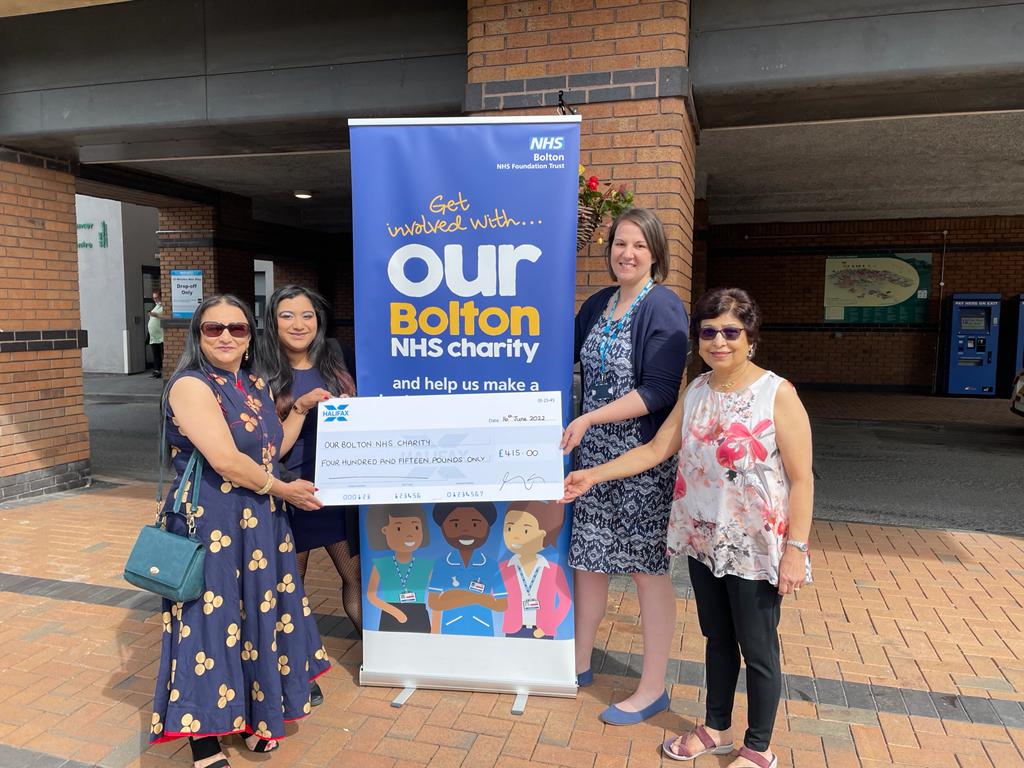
left=500, top=472, right=546, bottom=491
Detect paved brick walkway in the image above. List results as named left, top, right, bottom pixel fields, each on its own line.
left=0, top=481, right=1022, bottom=767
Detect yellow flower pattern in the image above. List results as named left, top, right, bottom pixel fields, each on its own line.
left=225, top=622, right=240, bottom=648
left=277, top=655, right=290, bottom=675
left=240, top=507, right=258, bottom=529
left=217, top=683, right=236, bottom=709
left=209, top=529, right=231, bottom=553
left=233, top=715, right=245, bottom=730
left=275, top=613, right=295, bottom=635
left=180, top=713, right=201, bottom=733
left=259, top=589, right=277, bottom=613
left=276, top=573, right=295, bottom=594
left=301, top=595, right=311, bottom=617
left=202, top=590, right=224, bottom=615
left=248, top=549, right=268, bottom=571
left=194, top=651, right=215, bottom=676
left=241, top=641, right=258, bottom=662
left=150, top=712, right=163, bottom=735
left=251, top=681, right=265, bottom=702
left=239, top=412, right=257, bottom=432
left=220, top=479, right=239, bottom=493
left=278, top=533, right=294, bottom=553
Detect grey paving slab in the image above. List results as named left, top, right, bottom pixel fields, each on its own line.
left=843, top=681, right=876, bottom=711
left=677, top=660, right=704, bottom=686
left=870, top=684, right=907, bottom=714
left=814, top=677, right=847, bottom=707
left=930, top=692, right=970, bottom=721
left=901, top=687, right=939, bottom=718
left=960, top=695, right=1003, bottom=725
left=991, top=698, right=1024, bottom=728
left=786, top=673, right=816, bottom=703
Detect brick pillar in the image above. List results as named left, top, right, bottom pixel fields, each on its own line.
left=157, top=206, right=258, bottom=376
left=0, top=149, right=90, bottom=501
left=465, top=0, right=696, bottom=310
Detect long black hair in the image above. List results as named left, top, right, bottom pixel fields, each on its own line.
left=257, top=284, right=355, bottom=419
left=170, top=293, right=260, bottom=380
left=161, top=294, right=260, bottom=465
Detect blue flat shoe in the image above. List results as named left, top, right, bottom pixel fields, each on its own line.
left=599, top=690, right=670, bottom=726
left=576, top=668, right=593, bottom=687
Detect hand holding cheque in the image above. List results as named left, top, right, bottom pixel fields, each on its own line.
left=313, top=391, right=565, bottom=505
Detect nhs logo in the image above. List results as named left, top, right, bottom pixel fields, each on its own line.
left=529, top=136, right=564, bottom=150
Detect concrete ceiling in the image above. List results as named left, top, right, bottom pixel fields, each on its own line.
left=110, top=150, right=352, bottom=232
left=696, top=110, right=1024, bottom=224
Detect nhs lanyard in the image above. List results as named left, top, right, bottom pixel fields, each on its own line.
left=393, top=556, right=415, bottom=592
left=598, top=280, right=653, bottom=375
left=515, top=560, right=543, bottom=598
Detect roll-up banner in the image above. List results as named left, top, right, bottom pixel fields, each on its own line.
left=349, top=116, right=581, bottom=696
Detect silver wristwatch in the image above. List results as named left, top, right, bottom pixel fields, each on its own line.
left=786, top=539, right=809, bottom=553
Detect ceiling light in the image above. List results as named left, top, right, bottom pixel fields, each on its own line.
left=294, top=190, right=313, bottom=199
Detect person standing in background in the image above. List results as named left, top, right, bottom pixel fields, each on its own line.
left=149, top=289, right=164, bottom=378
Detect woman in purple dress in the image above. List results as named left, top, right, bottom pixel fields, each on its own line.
left=257, top=285, right=361, bottom=704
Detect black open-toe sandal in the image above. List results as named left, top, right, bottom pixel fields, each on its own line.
left=202, top=761, right=230, bottom=768
left=245, top=734, right=279, bottom=753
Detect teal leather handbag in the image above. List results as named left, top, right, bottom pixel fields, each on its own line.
left=123, top=448, right=206, bottom=602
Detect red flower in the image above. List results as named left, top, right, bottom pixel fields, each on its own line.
left=587, top=176, right=600, bottom=191
left=715, top=419, right=772, bottom=471
left=672, top=468, right=686, bottom=500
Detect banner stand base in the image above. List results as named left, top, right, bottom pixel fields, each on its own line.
left=360, top=667, right=577, bottom=700
left=391, top=686, right=416, bottom=708
left=511, top=692, right=528, bottom=715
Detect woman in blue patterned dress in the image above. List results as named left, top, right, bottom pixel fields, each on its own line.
left=150, top=295, right=330, bottom=768
left=560, top=208, right=689, bottom=725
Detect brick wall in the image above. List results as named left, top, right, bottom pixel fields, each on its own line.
left=157, top=206, right=218, bottom=374
left=704, top=215, right=1024, bottom=388
left=467, top=0, right=696, bottom=311
left=0, top=152, right=90, bottom=499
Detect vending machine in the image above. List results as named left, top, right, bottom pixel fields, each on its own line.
left=945, top=293, right=1001, bottom=396
left=997, top=293, right=1024, bottom=397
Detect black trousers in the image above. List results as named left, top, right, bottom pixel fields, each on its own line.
left=688, top=556, right=782, bottom=752
left=150, top=342, right=163, bottom=373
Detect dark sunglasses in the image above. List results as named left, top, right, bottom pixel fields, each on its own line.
left=698, top=325, right=744, bottom=341
left=200, top=321, right=250, bottom=339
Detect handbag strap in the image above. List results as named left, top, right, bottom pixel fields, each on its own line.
left=168, top=451, right=204, bottom=538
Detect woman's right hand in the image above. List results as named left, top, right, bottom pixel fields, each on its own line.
left=278, top=479, right=323, bottom=511
left=293, top=387, right=332, bottom=414
left=560, top=470, right=596, bottom=503
left=560, top=414, right=592, bottom=455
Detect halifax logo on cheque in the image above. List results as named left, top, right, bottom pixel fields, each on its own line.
left=321, top=403, right=349, bottom=423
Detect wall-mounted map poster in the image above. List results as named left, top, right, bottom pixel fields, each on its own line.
left=823, top=254, right=932, bottom=323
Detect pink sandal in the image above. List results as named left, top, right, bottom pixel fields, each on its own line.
left=736, top=746, right=777, bottom=768
left=662, top=725, right=734, bottom=761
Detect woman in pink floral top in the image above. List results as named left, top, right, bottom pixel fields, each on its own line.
left=563, top=288, right=814, bottom=768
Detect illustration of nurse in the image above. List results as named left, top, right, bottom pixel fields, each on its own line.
left=427, top=502, right=508, bottom=636
left=499, top=501, right=572, bottom=639
left=365, top=504, right=433, bottom=633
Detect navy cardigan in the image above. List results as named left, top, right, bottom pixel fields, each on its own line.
left=574, top=284, right=689, bottom=444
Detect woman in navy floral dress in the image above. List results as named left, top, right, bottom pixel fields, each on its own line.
left=149, top=295, right=330, bottom=768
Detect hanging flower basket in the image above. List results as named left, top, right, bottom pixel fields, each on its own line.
left=577, top=204, right=602, bottom=254
left=577, top=166, right=633, bottom=254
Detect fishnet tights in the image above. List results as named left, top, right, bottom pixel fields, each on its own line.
left=296, top=540, right=362, bottom=633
